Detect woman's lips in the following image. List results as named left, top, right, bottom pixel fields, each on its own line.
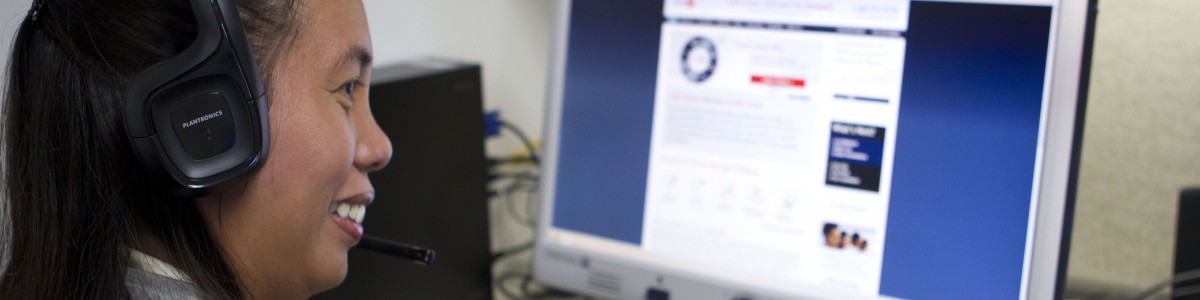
left=331, top=212, right=364, bottom=242
left=329, top=194, right=371, bottom=243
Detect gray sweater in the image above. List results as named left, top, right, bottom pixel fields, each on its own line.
left=125, top=268, right=204, bottom=300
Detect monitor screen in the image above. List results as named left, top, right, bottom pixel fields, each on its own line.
left=535, top=0, right=1094, bottom=299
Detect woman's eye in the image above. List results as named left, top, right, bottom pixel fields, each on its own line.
left=341, top=80, right=359, bottom=97
left=335, top=79, right=360, bottom=112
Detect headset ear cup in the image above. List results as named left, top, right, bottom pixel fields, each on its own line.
left=141, top=76, right=261, bottom=190
left=124, top=0, right=267, bottom=193
left=169, top=92, right=236, bottom=160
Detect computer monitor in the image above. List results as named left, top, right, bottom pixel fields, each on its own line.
left=534, top=0, right=1095, bottom=299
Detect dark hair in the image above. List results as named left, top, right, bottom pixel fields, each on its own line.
left=0, top=0, right=299, bottom=299
left=823, top=223, right=837, bottom=235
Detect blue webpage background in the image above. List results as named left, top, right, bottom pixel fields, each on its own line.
left=551, top=1, right=1052, bottom=299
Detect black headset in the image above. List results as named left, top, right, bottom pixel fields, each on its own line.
left=125, top=0, right=267, bottom=194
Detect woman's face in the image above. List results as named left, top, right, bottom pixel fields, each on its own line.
left=195, top=0, right=389, bottom=298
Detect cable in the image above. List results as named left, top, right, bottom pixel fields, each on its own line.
left=521, top=275, right=535, bottom=296
left=493, top=242, right=534, bottom=261
left=499, top=172, right=537, bottom=228
left=496, top=271, right=532, bottom=300
left=492, top=171, right=539, bottom=181
left=1129, top=277, right=1172, bottom=300
left=525, top=180, right=539, bottom=227
left=489, top=164, right=537, bottom=262
left=486, top=122, right=574, bottom=299
left=1176, top=285, right=1200, bottom=299
left=501, top=122, right=540, bottom=165
left=502, top=179, right=537, bottom=228
left=495, top=270, right=590, bottom=300
left=1130, top=270, right=1200, bottom=300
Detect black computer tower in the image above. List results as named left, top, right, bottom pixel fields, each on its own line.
left=315, top=58, right=492, bottom=299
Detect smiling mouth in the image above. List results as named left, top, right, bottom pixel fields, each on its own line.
left=329, top=202, right=367, bottom=224
left=329, top=193, right=372, bottom=242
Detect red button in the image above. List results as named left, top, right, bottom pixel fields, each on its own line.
left=751, top=75, right=806, bottom=87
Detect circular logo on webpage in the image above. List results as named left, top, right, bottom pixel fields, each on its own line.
left=681, top=36, right=717, bottom=83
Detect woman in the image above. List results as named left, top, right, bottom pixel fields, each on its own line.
left=0, top=0, right=391, bottom=298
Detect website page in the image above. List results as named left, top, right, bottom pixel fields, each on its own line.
left=641, top=0, right=908, bottom=294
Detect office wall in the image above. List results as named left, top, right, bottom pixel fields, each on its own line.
left=1064, top=0, right=1200, bottom=294
left=0, top=1, right=24, bottom=98
left=362, top=0, right=555, bottom=156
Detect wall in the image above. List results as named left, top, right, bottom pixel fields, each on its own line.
left=0, top=1, right=25, bottom=96
left=1064, top=0, right=1200, bottom=295
left=362, top=0, right=555, bottom=156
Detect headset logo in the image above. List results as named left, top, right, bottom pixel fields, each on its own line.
left=181, top=110, right=225, bottom=129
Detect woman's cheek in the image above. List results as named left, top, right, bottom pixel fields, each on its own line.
left=308, top=108, right=357, bottom=184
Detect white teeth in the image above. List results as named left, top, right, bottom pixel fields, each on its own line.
left=332, top=202, right=367, bottom=224
left=336, top=203, right=350, bottom=218
left=352, top=205, right=363, bottom=223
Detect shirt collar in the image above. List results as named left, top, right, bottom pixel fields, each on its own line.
left=129, top=248, right=193, bottom=283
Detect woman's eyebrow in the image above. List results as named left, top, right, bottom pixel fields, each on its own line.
left=333, top=44, right=373, bottom=72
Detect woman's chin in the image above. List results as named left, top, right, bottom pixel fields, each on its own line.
left=309, top=247, right=352, bottom=294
